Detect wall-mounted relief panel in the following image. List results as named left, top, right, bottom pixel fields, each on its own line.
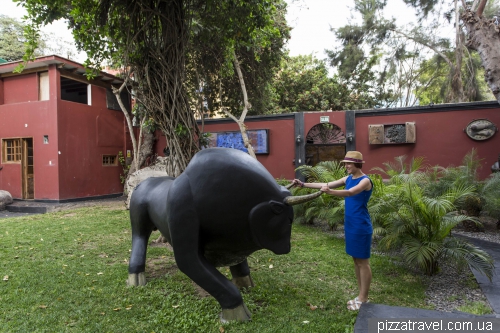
left=464, top=119, right=497, bottom=141
left=369, top=122, right=416, bottom=144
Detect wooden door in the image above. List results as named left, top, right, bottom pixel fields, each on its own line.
left=22, top=138, right=34, bottom=199
left=305, top=144, right=346, bottom=166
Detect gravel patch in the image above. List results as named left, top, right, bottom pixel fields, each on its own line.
left=423, top=261, right=490, bottom=313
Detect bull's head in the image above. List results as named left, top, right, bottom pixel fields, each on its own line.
left=249, top=184, right=322, bottom=255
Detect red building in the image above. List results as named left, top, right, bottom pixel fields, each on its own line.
left=0, top=56, right=129, bottom=201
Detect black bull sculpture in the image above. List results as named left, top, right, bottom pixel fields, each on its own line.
left=127, top=148, right=321, bottom=321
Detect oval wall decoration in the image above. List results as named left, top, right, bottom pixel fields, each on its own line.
left=464, top=119, right=498, bottom=141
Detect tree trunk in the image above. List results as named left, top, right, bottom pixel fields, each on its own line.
left=462, top=9, right=500, bottom=104
left=127, top=130, right=156, bottom=176
left=452, top=0, right=465, bottom=102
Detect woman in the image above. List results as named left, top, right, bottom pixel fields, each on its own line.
left=293, top=151, right=373, bottom=311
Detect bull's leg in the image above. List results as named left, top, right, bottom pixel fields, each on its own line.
left=171, top=229, right=251, bottom=322
left=127, top=207, right=154, bottom=286
left=167, top=179, right=251, bottom=322
left=230, top=260, right=255, bottom=289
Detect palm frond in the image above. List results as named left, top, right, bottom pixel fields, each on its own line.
left=441, top=237, right=494, bottom=281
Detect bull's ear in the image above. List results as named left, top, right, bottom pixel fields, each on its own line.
left=248, top=201, right=291, bottom=254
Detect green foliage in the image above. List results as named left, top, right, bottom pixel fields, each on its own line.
left=456, top=301, right=492, bottom=316
left=420, top=149, right=483, bottom=215
left=0, top=14, right=56, bottom=63
left=118, top=151, right=130, bottom=185
left=326, top=0, right=497, bottom=107
left=186, top=0, right=290, bottom=117
left=480, top=172, right=500, bottom=221
left=266, top=54, right=385, bottom=112
left=0, top=15, right=28, bottom=62
left=369, top=153, right=494, bottom=279
left=415, top=52, right=495, bottom=105
left=293, top=161, right=347, bottom=229
left=371, top=155, right=427, bottom=185
left=0, top=206, right=429, bottom=332
left=16, top=0, right=288, bottom=170
left=174, top=123, right=189, bottom=138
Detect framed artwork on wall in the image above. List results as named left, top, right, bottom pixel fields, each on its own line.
left=207, top=129, right=269, bottom=154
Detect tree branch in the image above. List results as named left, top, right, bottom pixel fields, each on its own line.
left=390, top=29, right=454, bottom=68
left=232, top=51, right=251, bottom=122
left=476, top=0, right=488, bottom=17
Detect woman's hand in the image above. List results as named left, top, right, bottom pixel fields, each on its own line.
left=292, top=179, right=304, bottom=187
left=320, top=185, right=330, bottom=193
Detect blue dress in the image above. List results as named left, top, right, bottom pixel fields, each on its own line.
left=344, top=175, right=373, bottom=259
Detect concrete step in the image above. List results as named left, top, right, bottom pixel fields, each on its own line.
left=5, top=201, right=55, bottom=214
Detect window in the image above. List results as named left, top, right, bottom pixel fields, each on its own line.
left=39, top=71, right=49, bottom=101
left=102, top=155, right=117, bottom=166
left=2, top=139, right=21, bottom=162
left=60, top=76, right=90, bottom=105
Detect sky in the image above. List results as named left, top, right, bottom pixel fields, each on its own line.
left=285, top=0, right=421, bottom=58
left=2, top=0, right=423, bottom=63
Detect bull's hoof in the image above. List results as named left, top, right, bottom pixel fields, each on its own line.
left=231, top=275, right=255, bottom=289
left=220, top=303, right=252, bottom=323
left=127, top=272, right=146, bottom=286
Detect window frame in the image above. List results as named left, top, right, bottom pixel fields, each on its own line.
left=2, top=138, right=22, bottom=163
left=102, top=154, right=118, bottom=166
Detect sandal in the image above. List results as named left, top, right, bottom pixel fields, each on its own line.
left=346, top=297, right=367, bottom=311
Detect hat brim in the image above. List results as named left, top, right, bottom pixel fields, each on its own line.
left=340, top=159, right=365, bottom=163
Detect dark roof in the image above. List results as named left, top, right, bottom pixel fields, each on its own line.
left=0, top=55, right=123, bottom=87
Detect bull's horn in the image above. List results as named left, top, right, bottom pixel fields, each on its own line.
left=285, top=183, right=295, bottom=190
left=283, top=191, right=323, bottom=206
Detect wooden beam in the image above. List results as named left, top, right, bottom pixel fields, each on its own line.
left=0, top=66, right=49, bottom=78
left=58, top=68, right=122, bottom=90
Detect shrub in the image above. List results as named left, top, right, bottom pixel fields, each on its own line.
left=370, top=175, right=493, bottom=279
left=293, top=161, right=346, bottom=229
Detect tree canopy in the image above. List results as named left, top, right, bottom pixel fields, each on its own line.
left=0, top=14, right=73, bottom=62
left=266, top=54, right=387, bottom=112
left=16, top=0, right=290, bottom=174
left=326, top=0, right=499, bottom=106
left=0, top=15, right=28, bottom=62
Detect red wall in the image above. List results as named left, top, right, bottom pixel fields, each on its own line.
left=0, top=62, right=126, bottom=200
left=304, top=111, right=347, bottom=138
left=155, top=117, right=297, bottom=180
left=355, top=106, right=500, bottom=180
left=3, top=74, right=39, bottom=104
left=57, top=78, right=125, bottom=200
left=0, top=71, right=59, bottom=199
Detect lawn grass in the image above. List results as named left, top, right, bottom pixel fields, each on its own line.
left=1, top=207, right=429, bottom=332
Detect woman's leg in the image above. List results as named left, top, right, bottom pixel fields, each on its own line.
left=353, top=257, right=361, bottom=290
left=353, top=257, right=371, bottom=302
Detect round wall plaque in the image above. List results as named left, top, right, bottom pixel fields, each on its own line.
left=465, top=119, right=497, bottom=141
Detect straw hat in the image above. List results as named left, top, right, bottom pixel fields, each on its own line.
left=340, top=151, right=365, bottom=163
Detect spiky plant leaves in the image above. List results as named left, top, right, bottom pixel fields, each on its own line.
left=401, top=238, right=441, bottom=275
left=441, top=237, right=494, bottom=281
left=371, top=155, right=427, bottom=185
left=480, top=173, right=500, bottom=221
left=370, top=175, right=492, bottom=277
left=293, top=161, right=346, bottom=227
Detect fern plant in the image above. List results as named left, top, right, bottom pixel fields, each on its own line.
left=370, top=176, right=494, bottom=279
left=421, top=149, right=483, bottom=215
left=480, top=172, right=500, bottom=228
left=293, top=161, right=346, bottom=229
